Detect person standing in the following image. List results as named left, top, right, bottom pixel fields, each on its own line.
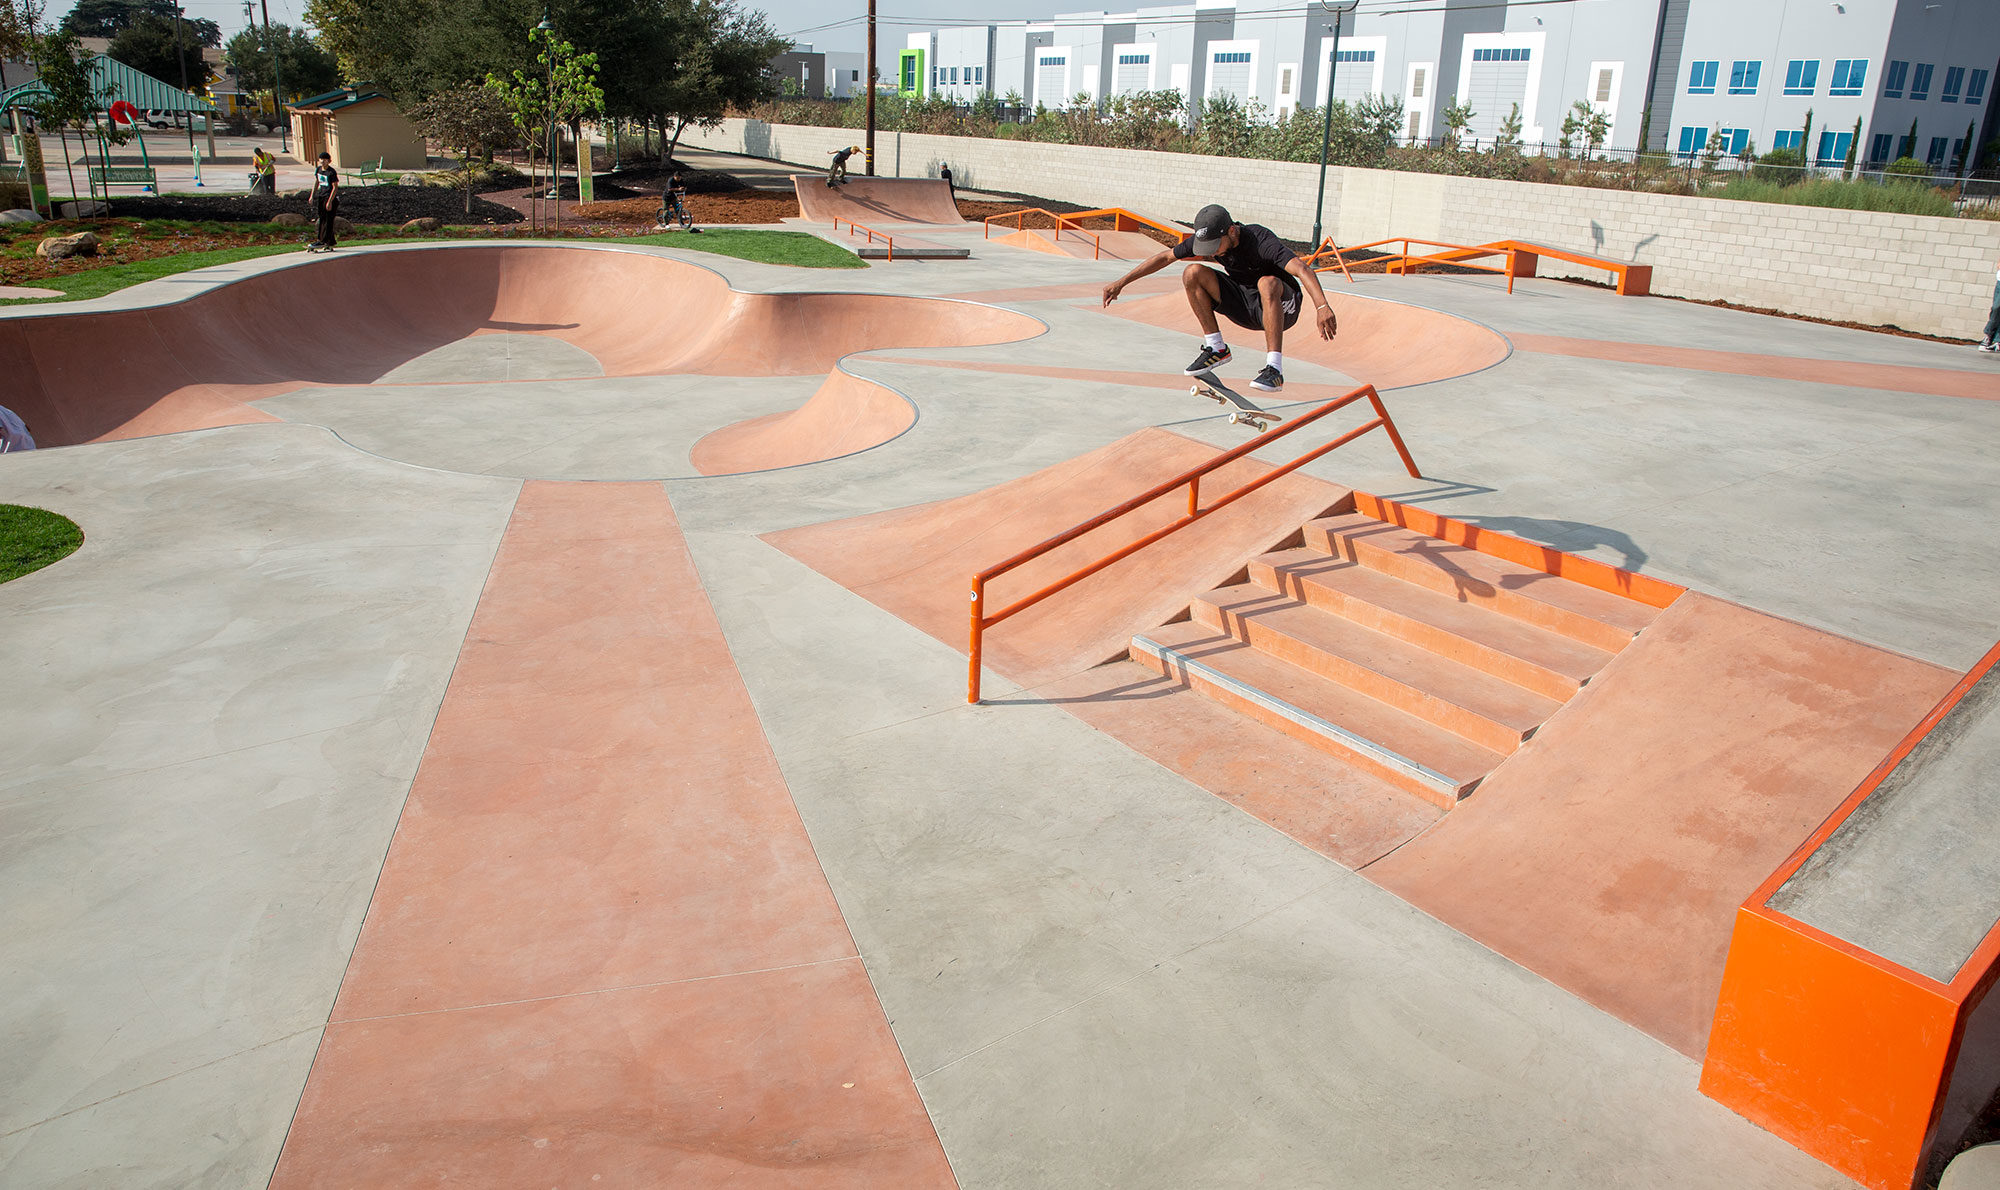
left=1100, top=203, right=1338, bottom=393
left=310, top=151, right=340, bottom=251
left=939, top=162, right=955, bottom=197
left=1981, top=256, right=1999, bottom=352
left=250, top=146, right=276, bottom=195
left=0, top=404, right=35, bottom=453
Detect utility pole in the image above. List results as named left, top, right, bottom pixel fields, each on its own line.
left=864, top=0, right=876, bottom=175
left=261, top=0, right=286, bottom=151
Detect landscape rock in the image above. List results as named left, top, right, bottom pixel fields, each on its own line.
left=398, top=173, right=421, bottom=186
left=56, top=199, right=110, bottom=218
left=0, top=209, right=44, bottom=223
left=332, top=216, right=353, bottom=234
left=272, top=212, right=310, bottom=226
left=399, top=216, right=442, bottom=233
left=35, top=231, right=99, bottom=260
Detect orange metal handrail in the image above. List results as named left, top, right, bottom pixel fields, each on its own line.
left=965, top=384, right=1421, bottom=703
left=1064, top=207, right=1192, bottom=240
left=1306, top=237, right=1521, bottom=293
left=982, top=207, right=1106, bottom=259
left=1303, top=237, right=1357, bottom=284
left=831, top=215, right=895, bottom=260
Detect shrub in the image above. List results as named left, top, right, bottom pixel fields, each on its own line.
left=1885, top=156, right=1931, bottom=180
left=1750, top=146, right=1804, bottom=185
left=1714, top=175, right=1957, bottom=216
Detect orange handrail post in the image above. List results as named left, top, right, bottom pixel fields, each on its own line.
left=832, top=214, right=894, bottom=261
left=983, top=207, right=1106, bottom=259
left=965, top=384, right=1421, bottom=703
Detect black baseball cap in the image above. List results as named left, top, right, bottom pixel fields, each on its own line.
left=1190, top=203, right=1233, bottom=254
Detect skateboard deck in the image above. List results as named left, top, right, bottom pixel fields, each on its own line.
left=1189, top=368, right=1284, bottom=431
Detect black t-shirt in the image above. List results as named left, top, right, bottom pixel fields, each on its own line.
left=313, top=163, right=338, bottom=204
left=832, top=147, right=854, bottom=164
left=1173, top=222, right=1298, bottom=288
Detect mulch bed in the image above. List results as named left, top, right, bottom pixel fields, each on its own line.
left=107, top=186, right=526, bottom=226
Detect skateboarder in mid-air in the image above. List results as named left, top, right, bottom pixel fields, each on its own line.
left=1101, top=203, right=1337, bottom=392
left=826, top=145, right=858, bottom=188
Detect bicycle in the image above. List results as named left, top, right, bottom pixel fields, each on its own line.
left=656, top=188, right=692, bottom=231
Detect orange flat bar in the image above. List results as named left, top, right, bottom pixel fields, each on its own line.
left=1351, top=491, right=1684, bottom=608
left=1495, top=240, right=1652, bottom=296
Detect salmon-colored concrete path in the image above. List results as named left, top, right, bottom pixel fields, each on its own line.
left=5, top=230, right=1999, bottom=1188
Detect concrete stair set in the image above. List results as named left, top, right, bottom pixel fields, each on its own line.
left=1131, top=511, right=1663, bottom=808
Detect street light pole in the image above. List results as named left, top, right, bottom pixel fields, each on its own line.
left=864, top=0, right=877, bottom=175
left=1309, top=1, right=1354, bottom=251
left=173, top=4, right=193, bottom=151
left=260, top=0, right=286, bottom=151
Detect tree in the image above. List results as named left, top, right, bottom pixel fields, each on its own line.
left=63, top=0, right=214, bottom=45
left=2, top=0, right=44, bottom=61
left=407, top=83, right=512, bottom=211
left=1494, top=102, right=1522, bottom=152
left=29, top=26, right=124, bottom=201
left=223, top=24, right=339, bottom=101
left=486, top=25, right=599, bottom=228
left=105, top=13, right=214, bottom=92
left=642, top=0, right=789, bottom=159
left=1844, top=117, right=1861, bottom=175
left=1439, top=98, right=1473, bottom=150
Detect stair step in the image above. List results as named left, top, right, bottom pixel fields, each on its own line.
left=1306, top=513, right=1659, bottom=651
left=1249, top=548, right=1614, bottom=700
left=1134, top=622, right=1504, bottom=807
left=1194, top=583, right=1560, bottom=754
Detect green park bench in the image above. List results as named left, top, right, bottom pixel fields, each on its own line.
left=353, top=157, right=390, bottom=184
left=87, top=165, right=157, bottom=193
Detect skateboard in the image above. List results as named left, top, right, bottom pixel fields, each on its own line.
left=1189, top=368, right=1284, bottom=431
left=303, top=242, right=335, bottom=254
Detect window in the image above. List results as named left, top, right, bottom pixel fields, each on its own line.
left=1816, top=130, right=1852, bottom=166
left=1954, top=137, right=1970, bottom=166
left=1407, top=111, right=1421, bottom=139
left=1214, top=51, right=1252, bottom=64
left=851, top=70, right=860, bottom=82
left=1869, top=132, right=1893, bottom=162
left=1927, top=135, right=1948, bottom=165
left=1280, top=66, right=1293, bottom=95
left=948, top=67, right=958, bottom=84
left=1677, top=126, right=1702, bottom=155
left=1688, top=60, right=1718, bottom=94
left=1942, top=66, right=1964, bottom=103
left=1970, top=70, right=1989, bottom=104
left=1335, top=49, right=1375, bottom=64
left=1594, top=68, right=1614, bottom=103
left=1411, top=67, right=1426, bottom=98
left=1899, top=134, right=1915, bottom=158
left=1471, top=47, right=1530, bottom=63
left=1784, top=60, right=1818, bottom=95
left=1830, top=59, right=1866, bottom=96
left=1729, top=60, right=1761, bottom=94
left=1910, top=63, right=1933, bottom=100
left=974, top=67, right=983, bottom=84
left=1039, top=55, right=1065, bottom=67
left=1773, top=129, right=1802, bottom=150
left=1883, top=60, right=1908, bottom=98
left=1118, top=54, right=1148, bottom=65
left=1721, top=127, right=1750, bottom=155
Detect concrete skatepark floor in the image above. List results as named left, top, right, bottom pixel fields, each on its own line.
left=3, top=203, right=1999, bottom=1187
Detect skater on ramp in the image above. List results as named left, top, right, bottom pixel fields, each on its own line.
left=826, top=145, right=858, bottom=188
left=1101, top=203, right=1337, bottom=393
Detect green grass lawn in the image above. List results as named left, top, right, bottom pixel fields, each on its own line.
left=0, top=227, right=862, bottom=305
left=0, top=504, right=84, bottom=583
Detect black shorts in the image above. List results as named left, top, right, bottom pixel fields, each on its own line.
left=1213, top=273, right=1302, bottom=332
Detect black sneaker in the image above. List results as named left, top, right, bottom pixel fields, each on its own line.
left=1183, top=344, right=1232, bottom=375
left=1250, top=364, right=1284, bottom=392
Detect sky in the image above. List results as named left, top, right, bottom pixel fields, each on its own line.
left=753, top=1, right=1065, bottom=57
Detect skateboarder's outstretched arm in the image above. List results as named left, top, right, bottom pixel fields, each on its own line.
left=1101, top=246, right=1182, bottom=307
left=1284, top=257, right=1339, bottom=340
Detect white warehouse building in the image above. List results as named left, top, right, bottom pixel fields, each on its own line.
left=898, top=0, right=2000, bottom=168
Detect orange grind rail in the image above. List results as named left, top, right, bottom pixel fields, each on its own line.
left=1701, top=639, right=2000, bottom=1190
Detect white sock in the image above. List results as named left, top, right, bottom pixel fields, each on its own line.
left=1266, top=352, right=1283, bottom=370
left=1204, top=332, right=1226, bottom=351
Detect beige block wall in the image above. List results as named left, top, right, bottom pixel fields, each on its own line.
left=692, top=119, right=2000, bottom=338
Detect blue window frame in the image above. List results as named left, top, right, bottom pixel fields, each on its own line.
left=1729, top=60, right=1761, bottom=95
left=1927, top=135, right=1948, bottom=165
left=1816, top=130, right=1852, bottom=166
left=1687, top=60, right=1718, bottom=94
left=1117, top=54, right=1148, bottom=65
left=1869, top=132, right=1893, bottom=162
left=1830, top=59, right=1866, bottom=97
left=1883, top=60, right=1908, bottom=98
left=1038, top=55, right=1064, bottom=67
left=1898, top=134, right=1915, bottom=158
left=1784, top=60, right=1818, bottom=95
left=1773, top=130, right=1802, bottom=151
left=1725, top=128, right=1750, bottom=155
left=1336, top=49, right=1376, bottom=63
left=1942, top=66, right=1964, bottom=102
left=1472, top=47, right=1530, bottom=63
left=1213, top=51, right=1251, bottom=64
left=1910, top=63, right=1933, bottom=100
